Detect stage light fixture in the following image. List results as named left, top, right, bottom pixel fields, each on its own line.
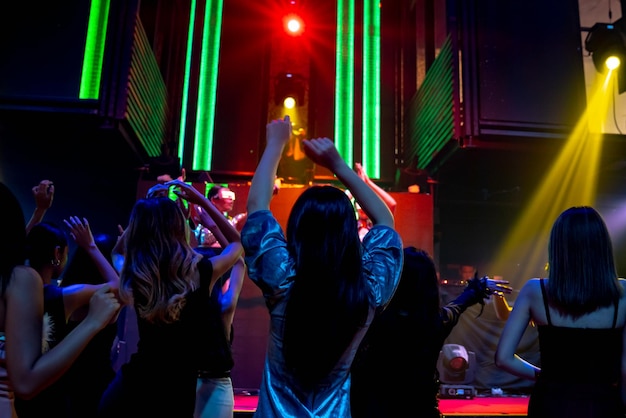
left=585, top=20, right=626, bottom=92
left=274, top=73, right=305, bottom=106
left=283, top=13, right=304, bottom=36
left=437, top=344, right=477, bottom=399
left=283, top=96, right=296, bottom=109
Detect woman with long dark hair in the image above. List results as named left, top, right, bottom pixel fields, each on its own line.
left=351, top=247, right=511, bottom=417
left=495, top=206, right=626, bottom=417
left=241, top=116, right=404, bottom=416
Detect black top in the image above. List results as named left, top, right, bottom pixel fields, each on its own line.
left=98, top=256, right=215, bottom=417
left=537, top=278, right=621, bottom=385
left=351, top=278, right=489, bottom=418
left=527, top=279, right=624, bottom=418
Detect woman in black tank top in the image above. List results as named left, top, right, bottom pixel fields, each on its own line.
left=495, top=206, right=626, bottom=418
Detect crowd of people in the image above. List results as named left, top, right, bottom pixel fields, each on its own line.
left=0, top=114, right=624, bottom=418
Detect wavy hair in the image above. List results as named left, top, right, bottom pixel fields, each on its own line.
left=548, top=206, right=622, bottom=317
left=283, top=185, right=368, bottom=388
left=120, top=196, right=202, bottom=324
left=0, top=183, right=27, bottom=296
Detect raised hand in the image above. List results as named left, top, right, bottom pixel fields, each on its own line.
left=266, top=115, right=292, bottom=147
left=302, top=137, right=343, bottom=172
left=355, top=162, right=368, bottom=182
left=32, top=179, right=54, bottom=211
left=146, top=183, right=170, bottom=198
left=64, top=216, right=95, bottom=249
left=166, top=179, right=207, bottom=206
left=484, top=277, right=513, bottom=295
left=26, top=179, right=55, bottom=233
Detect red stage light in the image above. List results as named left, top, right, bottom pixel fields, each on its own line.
left=283, top=14, right=304, bottom=36
left=448, top=356, right=468, bottom=371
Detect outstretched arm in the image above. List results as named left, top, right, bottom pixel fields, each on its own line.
left=441, top=276, right=512, bottom=333
left=493, top=292, right=513, bottom=321
left=247, top=116, right=293, bottom=214
left=303, top=138, right=394, bottom=229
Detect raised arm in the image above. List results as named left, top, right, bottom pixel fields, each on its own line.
left=303, top=138, right=394, bottom=229
left=64, top=216, right=120, bottom=290
left=247, top=116, right=293, bottom=214
left=168, top=180, right=243, bottom=284
left=25, top=180, right=54, bottom=234
left=355, top=162, right=396, bottom=214
left=60, top=216, right=121, bottom=319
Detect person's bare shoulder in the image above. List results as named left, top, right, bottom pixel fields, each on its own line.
left=521, top=277, right=542, bottom=291
left=7, top=266, right=42, bottom=295
left=517, top=278, right=544, bottom=304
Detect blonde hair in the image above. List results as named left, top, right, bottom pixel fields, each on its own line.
left=120, top=197, right=203, bottom=324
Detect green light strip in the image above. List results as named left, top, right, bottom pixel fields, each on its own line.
left=193, top=0, right=224, bottom=171
left=334, top=0, right=355, bottom=167
left=178, top=0, right=198, bottom=159
left=362, top=0, right=381, bottom=177
left=79, top=0, right=111, bottom=99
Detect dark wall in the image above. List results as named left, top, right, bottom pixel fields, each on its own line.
left=434, top=0, right=587, bottom=272
left=210, top=0, right=272, bottom=177
left=0, top=0, right=92, bottom=100
left=0, top=111, right=143, bottom=240
left=469, top=0, right=586, bottom=132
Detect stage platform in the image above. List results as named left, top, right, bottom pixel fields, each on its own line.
left=233, top=392, right=529, bottom=417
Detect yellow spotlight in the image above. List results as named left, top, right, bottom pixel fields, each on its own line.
left=606, top=55, right=621, bottom=70
left=585, top=21, right=626, bottom=92
left=283, top=96, right=296, bottom=109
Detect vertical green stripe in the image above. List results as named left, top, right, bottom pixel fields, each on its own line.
left=193, top=0, right=224, bottom=171
left=178, top=0, right=198, bottom=159
left=79, top=0, right=110, bottom=99
left=334, top=0, right=355, bottom=168
left=362, top=0, right=381, bottom=177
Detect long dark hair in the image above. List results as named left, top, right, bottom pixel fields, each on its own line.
left=0, top=183, right=27, bottom=296
left=391, top=247, right=440, bottom=319
left=283, top=185, right=369, bottom=388
left=25, top=221, right=68, bottom=272
left=548, top=206, right=622, bottom=317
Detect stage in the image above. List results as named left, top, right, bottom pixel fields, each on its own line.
left=233, top=392, right=529, bottom=417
